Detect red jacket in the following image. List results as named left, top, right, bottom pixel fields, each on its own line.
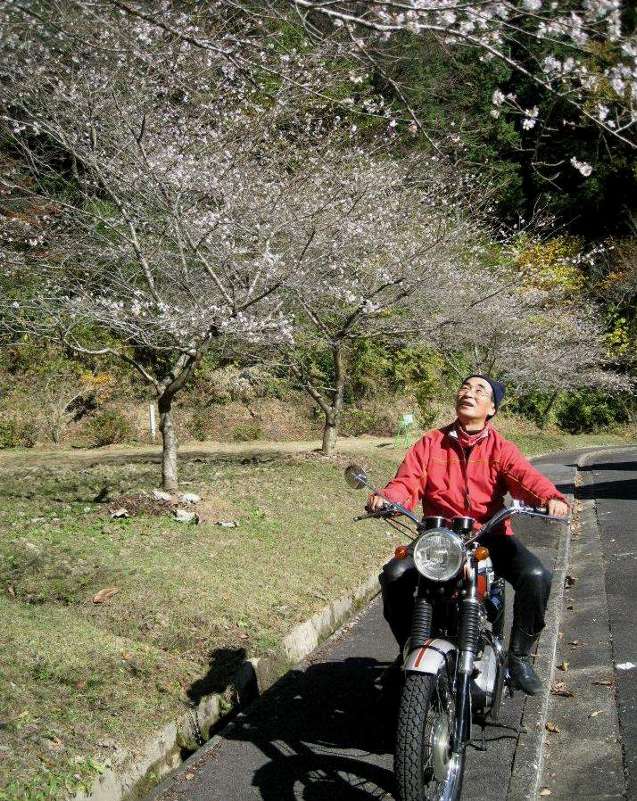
left=381, top=422, right=567, bottom=534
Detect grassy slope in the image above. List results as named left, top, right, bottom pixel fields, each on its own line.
left=0, top=445, right=405, bottom=800
left=0, top=422, right=634, bottom=800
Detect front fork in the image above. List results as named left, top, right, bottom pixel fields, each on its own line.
left=406, top=564, right=479, bottom=753
left=452, top=562, right=479, bottom=751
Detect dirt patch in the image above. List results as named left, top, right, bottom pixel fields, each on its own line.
left=106, top=493, right=175, bottom=518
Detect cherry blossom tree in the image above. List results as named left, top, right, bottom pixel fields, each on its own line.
left=0, top=1, right=329, bottom=489
left=433, top=278, right=630, bottom=392
left=273, top=151, right=507, bottom=454
left=281, top=0, right=637, bottom=158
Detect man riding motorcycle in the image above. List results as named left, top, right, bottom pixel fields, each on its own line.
left=367, top=375, right=569, bottom=695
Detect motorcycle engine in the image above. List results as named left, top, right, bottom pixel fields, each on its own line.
left=471, top=644, right=498, bottom=713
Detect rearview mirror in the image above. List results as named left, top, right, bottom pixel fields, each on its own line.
left=344, top=464, right=368, bottom=490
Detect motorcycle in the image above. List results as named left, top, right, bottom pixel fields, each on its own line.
left=344, top=463, right=564, bottom=801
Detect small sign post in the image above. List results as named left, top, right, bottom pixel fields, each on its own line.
left=149, top=403, right=157, bottom=440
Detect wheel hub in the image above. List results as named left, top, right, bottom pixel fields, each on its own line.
left=430, top=713, right=451, bottom=782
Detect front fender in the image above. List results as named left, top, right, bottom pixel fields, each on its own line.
left=404, top=638, right=457, bottom=676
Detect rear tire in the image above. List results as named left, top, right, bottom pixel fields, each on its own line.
left=395, top=672, right=465, bottom=801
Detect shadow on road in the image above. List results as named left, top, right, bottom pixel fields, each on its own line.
left=221, top=656, right=396, bottom=801
left=576, top=459, right=637, bottom=502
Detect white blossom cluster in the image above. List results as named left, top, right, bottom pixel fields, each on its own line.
left=288, top=0, right=637, bottom=147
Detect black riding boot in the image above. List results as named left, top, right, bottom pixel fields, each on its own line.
left=509, top=624, right=543, bottom=696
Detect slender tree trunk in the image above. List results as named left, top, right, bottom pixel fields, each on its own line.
left=321, top=344, right=345, bottom=456
left=322, top=410, right=339, bottom=455
left=158, top=393, right=178, bottom=492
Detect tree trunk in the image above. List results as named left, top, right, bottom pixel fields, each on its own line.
left=321, top=344, right=345, bottom=456
left=322, top=411, right=338, bottom=456
left=539, top=390, right=560, bottom=429
left=158, top=394, right=178, bottom=492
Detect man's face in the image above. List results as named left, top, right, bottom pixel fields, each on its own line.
left=455, top=377, right=496, bottom=424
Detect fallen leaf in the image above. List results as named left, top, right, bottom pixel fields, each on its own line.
left=545, top=721, right=560, bottom=733
left=121, top=651, right=134, bottom=661
left=92, top=587, right=119, bottom=604
left=557, top=660, right=569, bottom=672
left=540, top=789, right=552, bottom=796
left=185, top=771, right=195, bottom=781
left=589, top=710, right=604, bottom=718
left=551, top=682, right=574, bottom=698
left=6, top=585, right=15, bottom=598
left=75, top=680, right=87, bottom=690
left=593, top=679, right=614, bottom=687
left=238, top=632, right=249, bottom=640
left=565, top=575, right=576, bottom=587
left=568, top=640, right=583, bottom=647
left=109, top=508, right=129, bottom=519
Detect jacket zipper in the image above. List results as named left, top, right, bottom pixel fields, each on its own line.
left=452, top=438, right=472, bottom=513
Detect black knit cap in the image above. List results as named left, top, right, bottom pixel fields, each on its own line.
left=462, top=374, right=506, bottom=413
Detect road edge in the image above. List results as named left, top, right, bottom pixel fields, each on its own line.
left=73, top=571, right=382, bottom=801
left=507, top=446, right=636, bottom=801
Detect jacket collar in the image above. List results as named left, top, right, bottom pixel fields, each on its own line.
left=447, top=420, right=491, bottom=449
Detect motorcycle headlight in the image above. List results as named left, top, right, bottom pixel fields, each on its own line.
left=413, top=528, right=465, bottom=582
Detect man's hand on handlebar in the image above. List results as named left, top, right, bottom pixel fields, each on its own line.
left=366, top=493, right=388, bottom=513
left=547, top=498, right=569, bottom=518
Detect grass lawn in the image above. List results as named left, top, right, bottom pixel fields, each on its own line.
left=0, top=443, right=405, bottom=801
left=0, top=423, right=634, bottom=800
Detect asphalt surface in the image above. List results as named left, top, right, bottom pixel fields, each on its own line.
left=148, top=457, right=572, bottom=801
left=582, top=448, right=637, bottom=799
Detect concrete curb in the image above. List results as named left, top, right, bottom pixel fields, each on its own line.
left=506, top=472, right=574, bottom=801
left=74, top=571, right=381, bottom=801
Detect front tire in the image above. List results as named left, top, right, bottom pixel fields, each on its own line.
left=395, top=672, right=465, bottom=801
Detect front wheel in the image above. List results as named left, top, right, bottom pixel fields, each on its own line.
left=395, top=672, right=465, bottom=801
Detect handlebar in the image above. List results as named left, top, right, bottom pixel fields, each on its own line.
left=355, top=499, right=569, bottom=539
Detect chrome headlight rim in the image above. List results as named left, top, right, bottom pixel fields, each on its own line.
left=413, top=527, right=465, bottom=582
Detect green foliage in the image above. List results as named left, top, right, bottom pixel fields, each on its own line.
left=231, top=422, right=263, bottom=442
left=85, top=410, right=131, bottom=447
left=341, top=406, right=396, bottom=437
left=506, top=390, right=559, bottom=429
left=189, top=409, right=210, bottom=442
left=554, top=389, right=632, bottom=434
left=0, top=418, right=37, bottom=449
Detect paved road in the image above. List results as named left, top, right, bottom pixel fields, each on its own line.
left=581, top=448, right=637, bottom=799
left=148, top=458, right=571, bottom=801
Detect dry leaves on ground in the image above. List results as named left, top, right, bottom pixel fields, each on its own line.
left=92, top=587, right=119, bottom=604
left=593, top=679, right=614, bottom=686
left=565, top=574, right=577, bottom=587
left=589, top=710, right=604, bottom=718
left=545, top=721, right=560, bottom=733
left=539, top=789, right=552, bottom=797
left=551, top=681, right=575, bottom=698
left=557, top=660, right=569, bottom=672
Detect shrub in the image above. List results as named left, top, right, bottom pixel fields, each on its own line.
left=189, top=409, right=211, bottom=442
left=554, top=390, right=631, bottom=434
left=341, top=406, right=396, bottom=437
left=86, top=410, right=131, bottom=447
left=0, top=417, right=37, bottom=448
left=231, top=422, right=263, bottom=442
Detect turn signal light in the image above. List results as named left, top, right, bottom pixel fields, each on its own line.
left=395, top=545, right=410, bottom=560
left=474, top=546, right=490, bottom=561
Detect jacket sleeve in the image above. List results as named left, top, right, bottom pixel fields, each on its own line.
left=380, top=435, right=431, bottom=511
left=500, top=442, right=568, bottom=507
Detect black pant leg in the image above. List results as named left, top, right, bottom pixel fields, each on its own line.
left=379, top=556, right=418, bottom=650
left=482, top=533, right=552, bottom=636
